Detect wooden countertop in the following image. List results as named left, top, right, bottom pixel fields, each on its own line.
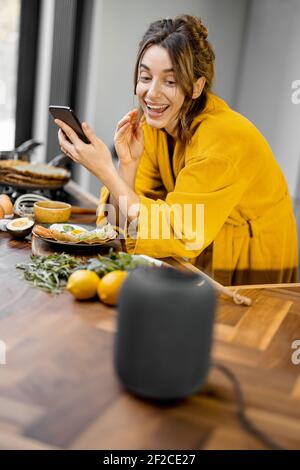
left=1, top=187, right=300, bottom=450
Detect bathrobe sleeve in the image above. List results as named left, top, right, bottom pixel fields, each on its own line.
left=96, top=148, right=166, bottom=224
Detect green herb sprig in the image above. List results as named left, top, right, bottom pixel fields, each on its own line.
left=16, top=250, right=151, bottom=294
left=16, top=253, right=83, bottom=294
left=86, top=249, right=150, bottom=277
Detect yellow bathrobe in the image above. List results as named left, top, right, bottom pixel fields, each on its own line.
left=97, top=93, right=298, bottom=285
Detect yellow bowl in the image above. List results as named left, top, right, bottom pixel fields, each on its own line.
left=34, top=201, right=71, bottom=224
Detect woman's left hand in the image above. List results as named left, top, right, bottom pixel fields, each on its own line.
left=55, top=119, right=115, bottom=182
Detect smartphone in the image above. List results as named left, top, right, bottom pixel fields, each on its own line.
left=49, top=105, right=90, bottom=144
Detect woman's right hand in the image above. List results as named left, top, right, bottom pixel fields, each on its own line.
left=114, top=109, right=144, bottom=168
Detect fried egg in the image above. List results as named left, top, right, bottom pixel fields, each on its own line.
left=48, top=222, right=117, bottom=244
left=49, top=223, right=88, bottom=235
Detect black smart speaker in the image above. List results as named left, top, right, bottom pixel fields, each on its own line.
left=114, top=267, right=217, bottom=400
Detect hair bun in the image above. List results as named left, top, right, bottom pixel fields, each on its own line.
left=177, top=15, right=209, bottom=41
left=192, top=16, right=208, bottom=40
left=199, top=24, right=208, bottom=40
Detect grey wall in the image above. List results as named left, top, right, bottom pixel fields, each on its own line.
left=33, top=0, right=55, bottom=163
left=76, top=0, right=249, bottom=196
left=236, top=0, right=300, bottom=199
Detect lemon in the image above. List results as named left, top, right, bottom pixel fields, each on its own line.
left=97, top=270, right=128, bottom=306
left=67, top=270, right=100, bottom=300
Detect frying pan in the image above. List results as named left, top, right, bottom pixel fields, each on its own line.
left=0, top=153, right=71, bottom=191
left=0, top=139, right=41, bottom=161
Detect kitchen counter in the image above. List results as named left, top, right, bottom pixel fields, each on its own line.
left=1, top=182, right=300, bottom=450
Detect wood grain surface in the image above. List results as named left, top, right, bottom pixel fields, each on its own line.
left=1, top=215, right=300, bottom=450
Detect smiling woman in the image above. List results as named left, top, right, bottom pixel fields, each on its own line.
left=55, top=14, right=298, bottom=286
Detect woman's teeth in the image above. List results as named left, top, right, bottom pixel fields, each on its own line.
left=146, top=104, right=169, bottom=115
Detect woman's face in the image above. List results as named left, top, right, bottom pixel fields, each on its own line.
left=136, top=45, right=185, bottom=137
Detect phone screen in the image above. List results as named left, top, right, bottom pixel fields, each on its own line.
left=49, top=105, right=90, bottom=144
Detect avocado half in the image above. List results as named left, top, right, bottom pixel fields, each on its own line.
left=6, top=217, right=34, bottom=238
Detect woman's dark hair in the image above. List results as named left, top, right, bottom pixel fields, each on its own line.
left=134, top=15, right=215, bottom=144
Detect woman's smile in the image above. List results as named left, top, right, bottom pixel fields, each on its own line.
left=144, top=101, right=170, bottom=118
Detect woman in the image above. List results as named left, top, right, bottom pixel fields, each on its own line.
left=56, top=15, right=298, bottom=285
